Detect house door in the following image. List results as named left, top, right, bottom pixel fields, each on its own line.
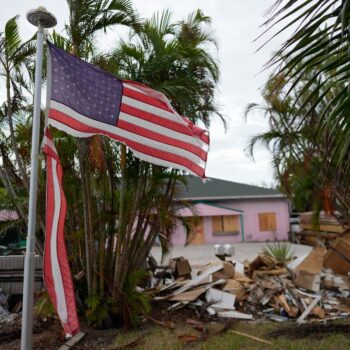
left=189, top=218, right=204, bottom=245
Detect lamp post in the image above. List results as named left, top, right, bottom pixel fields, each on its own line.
left=21, top=7, right=56, bottom=350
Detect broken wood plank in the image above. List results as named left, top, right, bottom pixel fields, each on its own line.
left=253, top=268, right=287, bottom=277
left=168, top=287, right=206, bottom=301
left=229, top=330, right=272, bottom=345
left=58, top=332, right=85, bottom=350
left=297, top=295, right=321, bottom=324
left=217, top=310, right=253, bottom=320
left=154, top=265, right=224, bottom=300
left=144, top=315, right=175, bottom=329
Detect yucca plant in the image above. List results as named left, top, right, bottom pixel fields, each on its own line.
left=261, top=241, right=294, bottom=266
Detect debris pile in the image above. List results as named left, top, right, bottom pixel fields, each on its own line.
left=295, top=211, right=349, bottom=245
left=148, top=247, right=350, bottom=324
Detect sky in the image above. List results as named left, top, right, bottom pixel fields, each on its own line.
left=0, top=0, right=289, bottom=187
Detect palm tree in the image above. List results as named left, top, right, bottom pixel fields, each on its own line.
left=258, top=0, right=350, bottom=222
left=57, top=0, right=141, bottom=297
left=1, top=3, right=222, bottom=327
left=0, top=16, right=35, bottom=189
left=88, top=9, right=221, bottom=325
left=106, top=9, right=221, bottom=295
left=246, top=61, right=350, bottom=223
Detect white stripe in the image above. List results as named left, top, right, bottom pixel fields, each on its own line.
left=50, top=158, right=68, bottom=323
left=119, top=111, right=207, bottom=150
left=49, top=119, right=95, bottom=138
left=123, top=82, right=148, bottom=95
left=50, top=101, right=206, bottom=167
left=121, top=95, right=187, bottom=125
left=50, top=118, right=206, bottom=171
left=123, top=82, right=177, bottom=114
left=122, top=96, right=209, bottom=147
left=43, top=135, right=56, bottom=152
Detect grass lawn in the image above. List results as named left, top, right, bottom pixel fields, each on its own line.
left=2, top=316, right=350, bottom=349
left=112, top=320, right=350, bottom=350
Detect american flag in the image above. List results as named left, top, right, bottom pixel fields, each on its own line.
left=42, top=129, right=80, bottom=337
left=46, top=42, right=209, bottom=177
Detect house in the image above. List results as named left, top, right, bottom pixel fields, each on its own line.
left=172, top=176, right=290, bottom=245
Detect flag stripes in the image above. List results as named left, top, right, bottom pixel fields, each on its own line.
left=49, top=105, right=206, bottom=176
left=49, top=98, right=208, bottom=176
left=43, top=130, right=80, bottom=337
left=47, top=42, right=209, bottom=177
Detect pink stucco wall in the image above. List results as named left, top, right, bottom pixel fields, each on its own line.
left=171, top=197, right=290, bottom=246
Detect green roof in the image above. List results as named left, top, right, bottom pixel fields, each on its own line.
left=175, top=176, right=284, bottom=200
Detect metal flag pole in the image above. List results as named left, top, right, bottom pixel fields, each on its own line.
left=21, top=7, right=56, bottom=350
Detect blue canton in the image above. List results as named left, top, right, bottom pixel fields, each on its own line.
left=48, top=42, right=122, bottom=126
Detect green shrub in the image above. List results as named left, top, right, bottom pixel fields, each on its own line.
left=34, top=291, right=56, bottom=317
left=261, top=241, right=294, bottom=266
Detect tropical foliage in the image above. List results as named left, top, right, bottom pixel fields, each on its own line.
left=0, top=0, right=221, bottom=326
left=261, top=241, right=294, bottom=265
left=247, top=0, right=350, bottom=223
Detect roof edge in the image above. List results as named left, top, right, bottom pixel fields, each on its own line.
left=176, top=194, right=286, bottom=201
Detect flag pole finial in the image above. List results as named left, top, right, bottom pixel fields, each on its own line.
left=26, top=6, right=57, bottom=28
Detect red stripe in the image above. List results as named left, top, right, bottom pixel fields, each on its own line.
left=49, top=109, right=205, bottom=177
left=123, top=87, right=173, bottom=113
left=43, top=133, right=80, bottom=336
left=120, top=103, right=195, bottom=137
left=43, top=144, right=60, bottom=161
left=123, top=82, right=209, bottom=145
left=43, top=156, right=57, bottom=312
left=55, top=155, right=80, bottom=335
left=117, top=119, right=207, bottom=161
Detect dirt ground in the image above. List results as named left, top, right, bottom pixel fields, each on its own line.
left=0, top=316, right=117, bottom=350
left=2, top=309, right=350, bottom=350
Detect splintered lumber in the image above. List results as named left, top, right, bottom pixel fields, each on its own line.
left=300, top=224, right=345, bottom=233
left=253, top=268, right=287, bottom=277
left=223, top=279, right=247, bottom=301
left=297, top=295, right=321, bottom=324
left=168, top=287, right=206, bottom=301
left=324, top=237, right=350, bottom=274
left=144, top=315, right=175, bottom=329
left=296, top=231, right=338, bottom=240
left=58, top=332, right=85, bottom=350
left=229, top=330, right=272, bottom=345
left=293, top=247, right=326, bottom=292
left=217, top=310, right=253, bottom=320
left=161, top=264, right=223, bottom=299
left=249, top=254, right=276, bottom=273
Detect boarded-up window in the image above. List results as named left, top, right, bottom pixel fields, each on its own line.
left=212, top=215, right=239, bottom=235
left=258, top=212, right=277, bottom=231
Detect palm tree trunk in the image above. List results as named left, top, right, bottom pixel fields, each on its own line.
left=77, top=140, right=92, bottom=297
left=0, top=164, right=26, bottom=221
left=6, top=74, right=29, bottom=189
left=112, top=144, right=127, bottom=299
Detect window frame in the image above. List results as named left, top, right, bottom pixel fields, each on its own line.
left=212, top=215, right=240, bottom=236
left=258, top=212, right=277, bottom=232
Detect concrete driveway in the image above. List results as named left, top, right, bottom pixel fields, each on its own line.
left=151, top=242, right=312, bottom=268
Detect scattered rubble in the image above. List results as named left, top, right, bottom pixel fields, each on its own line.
left=148, top=244, right=350, bottom=325
left=295, top=211, right=350, bottom=246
